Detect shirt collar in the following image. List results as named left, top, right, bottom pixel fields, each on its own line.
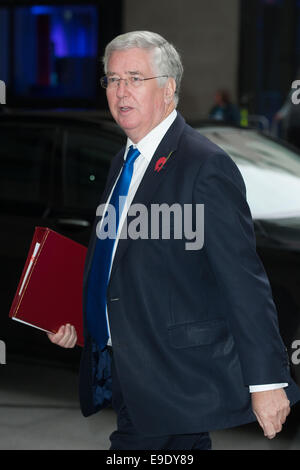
left=125, top=109, right=177, bottom=162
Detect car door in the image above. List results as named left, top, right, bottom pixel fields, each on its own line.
left=46, top=125, right=125, bottom=246
left=0, top=121, right=57, bottom=348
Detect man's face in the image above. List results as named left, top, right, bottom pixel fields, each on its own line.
left=106, top=48, right=175, bottom=143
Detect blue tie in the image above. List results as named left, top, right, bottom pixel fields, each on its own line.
left=86, top=146, right=140, bottom=350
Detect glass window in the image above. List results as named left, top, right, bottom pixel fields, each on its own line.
left=13, top=5, right=98, bottom=99
left=197, top=127, right=300, bottom=219
left=0, top=126, right=53, bottom=204
left=64, top=130, right=122, bottom=210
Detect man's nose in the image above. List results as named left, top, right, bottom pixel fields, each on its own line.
left=116, top=79, right=129, bottom=97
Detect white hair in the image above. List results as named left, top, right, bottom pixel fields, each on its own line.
left=103, top=31, right=184, bottom=107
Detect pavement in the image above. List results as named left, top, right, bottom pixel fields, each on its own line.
left=0, top=356, right=300, bottom=450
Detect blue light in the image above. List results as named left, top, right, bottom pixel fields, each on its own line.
left=30, top=4, right=97, bottom=57
left=51, top=23, right=67, bottom=57
left=31, top=6, right=55, bottom=15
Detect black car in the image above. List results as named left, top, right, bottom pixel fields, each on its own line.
left=1, top=111, right=299, bottom=384
left=196, top=123, right=300, bottom=384
left=0, top=110, right=125, bottom=366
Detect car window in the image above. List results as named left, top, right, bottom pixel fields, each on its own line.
left=0, top=125, right=53, bottom=205
left=197, top=127, right=300, bottom=219
left=63, top=130, right=122, bottom=211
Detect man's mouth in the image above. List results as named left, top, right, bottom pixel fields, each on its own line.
left=119, top=106, right=133, bottom=113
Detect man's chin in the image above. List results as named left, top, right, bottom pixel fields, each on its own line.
left=116, top=114, right=137, bottom=128
left=115, top=117, right=140, bottom=138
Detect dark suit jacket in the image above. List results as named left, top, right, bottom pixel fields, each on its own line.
left=79, top=113, right=300, bottom=435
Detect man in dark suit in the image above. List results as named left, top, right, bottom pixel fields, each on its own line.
left=48, top=31, right=300, bottom=450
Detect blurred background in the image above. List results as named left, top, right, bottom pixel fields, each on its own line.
left=1, top=0, right=300, bottom=450
left=1, top=0, right=300, bottom=133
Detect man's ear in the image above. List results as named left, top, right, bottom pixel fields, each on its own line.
left=164, top=77, right=176, bottom=104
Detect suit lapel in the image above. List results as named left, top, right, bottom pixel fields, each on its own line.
left=109, top=113, right=186, bottom=281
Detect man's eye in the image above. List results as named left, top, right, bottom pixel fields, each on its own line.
left=109, top=77, right=120, bottom=83
left=131, top=76, right=141, bottom=83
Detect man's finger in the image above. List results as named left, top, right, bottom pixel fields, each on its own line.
left=58, top=324, right=73, bottom=347
left=47, top=325, right=65, bottom=343
left=254, top=410, right=280, bottom=439
left=47, top=324, right=77, bottom=348
left=278, top=402, right=290, bottom=425
left=263, top=420, right=278, bottom=439
left=251, top=389, right=290, bottom=439
left=64, top=325, right=77, bottom=348
left=255, top=414, right=275, bottom=439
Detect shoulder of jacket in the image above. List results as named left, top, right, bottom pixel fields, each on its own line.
left=178, top=124, right=246, bottom=193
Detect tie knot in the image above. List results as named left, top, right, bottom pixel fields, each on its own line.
left=125, top=146, right=140, bottom=166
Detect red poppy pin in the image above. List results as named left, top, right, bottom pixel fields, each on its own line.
left=154, top=151, right=174, bottom=173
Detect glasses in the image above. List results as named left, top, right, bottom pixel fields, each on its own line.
left=100, top=75, right=168, bottom=89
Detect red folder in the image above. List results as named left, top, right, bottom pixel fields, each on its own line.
left=9, top=227, right=87, bottom=347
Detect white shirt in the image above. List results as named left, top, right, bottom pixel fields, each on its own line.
left=101, top=109, right=287, bottom=393
left=103, top=109, right=177, bottom=344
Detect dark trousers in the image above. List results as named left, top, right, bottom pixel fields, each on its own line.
left=108, top=348, right=212, bottom=450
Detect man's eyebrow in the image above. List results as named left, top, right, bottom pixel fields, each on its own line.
left=106, top=71, right=142, bottom=76
left=128, top=71, right=142, bottom=75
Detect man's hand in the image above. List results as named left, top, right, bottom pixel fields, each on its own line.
left=251, top=388, right=290, bottom=439
left=47, top=324, right=77, bottom=348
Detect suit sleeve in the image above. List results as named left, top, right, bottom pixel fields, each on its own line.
left=193, top=150, right=291, bottom=386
